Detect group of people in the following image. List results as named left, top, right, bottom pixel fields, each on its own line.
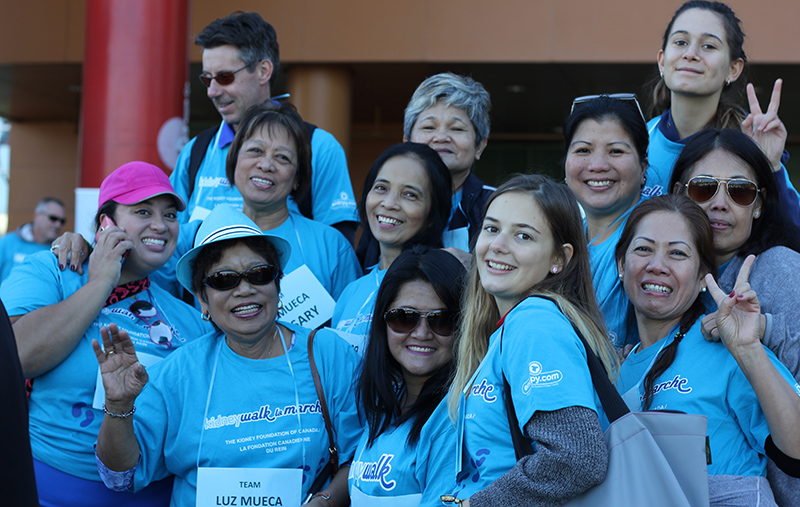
left=5, top=2, right=800, bottom=507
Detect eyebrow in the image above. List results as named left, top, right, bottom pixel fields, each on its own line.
left=670, top=29, right=724, bottom=44
left=634, top=236, right=692, bottom=249
left=418, top=114, right=468, bottom=125
left=374, top=177, right=425, bottom=195
left=244, top=138, right=296, bottom=156
left=484, top=215, right=541, bottom=235
left=570, top=139, right=633, bottom=149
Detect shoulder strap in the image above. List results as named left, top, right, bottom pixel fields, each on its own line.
left=295, top=122, right=318, bottom=220
left=307, top=329, right=338, bottom=474
left=187, top=126, right=218, bottom=200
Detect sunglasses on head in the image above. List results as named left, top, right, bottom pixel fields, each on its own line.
left=383, top=308, right=456, bottom=336
left=684, top=176, right=761, bottom=207
left=198, top=63, right=251, bottom=87
left=570, top=93, right=646, bottom=125
left=203, top=264, right=278, bottom=291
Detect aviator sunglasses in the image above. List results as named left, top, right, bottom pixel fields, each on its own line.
left=570, top=93, right=646, bottom=125
left=684, top=176, right=761, bottom=207
left=198, top=63, right=252, bottom=87
left=203, top=264, right=279, bottom=291
left=384, top=308, right=456, bottom=336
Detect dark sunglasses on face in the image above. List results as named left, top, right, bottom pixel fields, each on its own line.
left=203, top=264, right=278, bottom=291
left=684, top=176, right=761, bottom=207
left=198, top=63, right=251, bottom=87
left=46, top=214, right=66, bottom=225
left=384, top=308, right=456, bottom=336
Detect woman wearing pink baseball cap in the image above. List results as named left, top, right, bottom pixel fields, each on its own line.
left=0, top=161, right=212, bottom=506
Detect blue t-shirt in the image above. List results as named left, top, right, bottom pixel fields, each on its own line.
left=0, top=250, right=211, bottom=481
left=414, top=399, right=459, bottom=507
left=587, top=209, right=640, bottom=350
left=330, top=267, right=387, bottom=356
left=349, top=419, right=422, bottom=506
left=617, top=321, right=800, bottom=477
left=644, top=115, right=800, bottom=222
left=132, top=324, right=362, bottom=506
left=0, top=229, right=52, bottom=282
left=170, top=121, right=358, bottom=227
left=440, top=297, right=603, bottom=500
left=152, top=211, right=360, bottom=304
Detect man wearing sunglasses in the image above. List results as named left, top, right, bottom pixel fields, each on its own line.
left=169, top=11, right=358, bottom=243
left=0, top=197, right=66, bottom=282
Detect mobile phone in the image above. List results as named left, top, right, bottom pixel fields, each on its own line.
left=96, top=216, right=128, bottom=259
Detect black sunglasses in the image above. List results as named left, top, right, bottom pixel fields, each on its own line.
left=383, top=308, right=456, bottom=336
left=198, top=63, right=251, bottom=87
left=203, top=264, right=278, bottom=291
left=684, top=176, right=761, bottom=207
left=46, top=214, right=66, bottom=225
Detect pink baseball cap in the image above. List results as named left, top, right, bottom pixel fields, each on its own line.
left=98, top=161, right=186, bottom=211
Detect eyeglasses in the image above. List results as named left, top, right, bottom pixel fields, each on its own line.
left=384, top=308, right=456, bottom=336
left=46, top=214, right=66, bottom=225
left=684, top=176, right=761, bottom=207
left=129, top=300, right=173, bottom=348
left=570, top=93, right=646, bottom=125
left=203, top=264, right=278, bottom=291
left=198, top=63, right=252, bottom=87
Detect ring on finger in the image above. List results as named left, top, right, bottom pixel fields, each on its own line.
left=106, top=349, right=116, bottom=356
left=50, top=245, right=60, bottom=252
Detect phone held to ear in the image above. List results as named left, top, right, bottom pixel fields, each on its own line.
left=96, top=216, right=128, bottom=259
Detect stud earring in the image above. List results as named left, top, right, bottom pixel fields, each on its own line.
left=700, top=286, right=707, bottom=293
left=618, top=272, right=623, bottom=282
left=659, top=69, right=663, bottom=78
left=754, top=211, right=761, bottom=218
left=552, top=267, right=559, bottom=274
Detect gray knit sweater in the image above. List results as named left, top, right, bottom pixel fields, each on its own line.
left=719, top=247, right=800, bottom=507
left=468, top=406, right=608, bottom=507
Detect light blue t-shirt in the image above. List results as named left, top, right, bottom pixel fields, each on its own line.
left=586, top=206, right=641, bottom=350
left=349, top=419, right=422, bottom=506
left=170, top=121, right=358, bottom=226
left=152, top=211, right=360, bottom=304
left=131, top=324, right=362, bottom=506
left=0, top=228, right=52, bottom=282
left=330, top=267, right=387, bottom=356
left=617, top=320, right=800, bottom=477
left=0, top=250, right=211, bottom=481
left=432, top=297, right=603, bottom=501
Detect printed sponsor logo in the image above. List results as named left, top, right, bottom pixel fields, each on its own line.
left=204, top=400, right=322, bottom=430
left=331, top=192, right=356, bottom=210
left=199, top=176, right=229, bottom=188
left=351, top=454, right=397, bottom=491
left=794, top=383, right=800, bottom=397
left=521, top=361, right=563, bottom=393
left=641, top=185, right=665, bottom=198
left=649, top=374, right=692, bottom=397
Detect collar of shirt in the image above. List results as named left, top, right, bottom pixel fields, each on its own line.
left=217, top=122, right=236, bottom=149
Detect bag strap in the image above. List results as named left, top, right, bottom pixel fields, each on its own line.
left=502, top=296, right=631, bottom=459
left=187, top=126, right=218, bottom=200
left=307, top=329, right=339, bottom=475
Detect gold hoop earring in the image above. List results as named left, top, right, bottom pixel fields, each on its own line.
left=201, top=312, right=211, bottom=322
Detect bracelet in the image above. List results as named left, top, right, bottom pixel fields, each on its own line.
left=311, top=492, right=331, bottom=507
left=441, top=495, right=465, bottom=504
left=102, top=403, right=136, bottom=419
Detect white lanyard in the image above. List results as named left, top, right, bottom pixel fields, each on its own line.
left=340, top=268, right=382, bottom=335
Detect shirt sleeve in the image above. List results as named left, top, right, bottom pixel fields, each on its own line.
left=774, top=163, right=800, bottom=225
left=305, top=129, right=358, bottom=226
left=170, top=138, right=195, bottom=226
left=0, top=251, right=65, bottom=316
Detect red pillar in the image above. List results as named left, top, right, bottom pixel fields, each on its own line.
left=79, top=0, right=189, bottom=187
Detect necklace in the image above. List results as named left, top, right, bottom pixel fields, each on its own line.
left=264, top=325, right=280, bottom=360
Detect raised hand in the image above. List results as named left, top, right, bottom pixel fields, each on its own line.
left=92, top=324, right=148, bottom=405
left=742, top=79, right=787, bottom=171
left=704, top=255, right=764, bottom=357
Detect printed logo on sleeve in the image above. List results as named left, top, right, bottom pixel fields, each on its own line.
left=521, top=361, right=563, bottom=393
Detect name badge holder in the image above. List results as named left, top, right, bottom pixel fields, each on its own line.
left=196, top=467, right=301, bottom=507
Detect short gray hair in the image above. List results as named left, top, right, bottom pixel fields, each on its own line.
left=35, top=197, right=64, bottom=215
left=403, top=73, right=491, bottom=147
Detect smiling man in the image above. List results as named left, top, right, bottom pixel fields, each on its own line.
left=170, top=11, right=357, bottom=242
left=0, top=197, right=66, bottom=282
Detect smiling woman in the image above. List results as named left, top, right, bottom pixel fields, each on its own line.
left=0, top=162, right=212, bottom=506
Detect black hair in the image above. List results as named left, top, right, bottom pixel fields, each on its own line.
left=196, top=11, right=280, bottom=87
left=226, top=101, right=311, bottom=204
left=615, top=195, right=717, bottom=410
left=357, top=142, right=453, bottom=255
left=563, top=95, right=649, bottom=168
left=93, top=201, right=119, bottom=232
left=358, top=245, right=466, bottom=446
left=648, top=1, right=747, bottom=128
left=669, top=128, right=800, bottom=256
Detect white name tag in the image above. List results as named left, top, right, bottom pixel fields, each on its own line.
left=92, top=352, right=162, bottom=410
left=196, top=467, right=301, bottom=507
left=329, top=328, right=367, bottom=357
left=277, top=265, right=335, bottom=329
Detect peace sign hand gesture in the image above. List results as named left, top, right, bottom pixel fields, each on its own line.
left=704, top=255, right=764, bottom=358
left=742, top=79, right=787, bottom=172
